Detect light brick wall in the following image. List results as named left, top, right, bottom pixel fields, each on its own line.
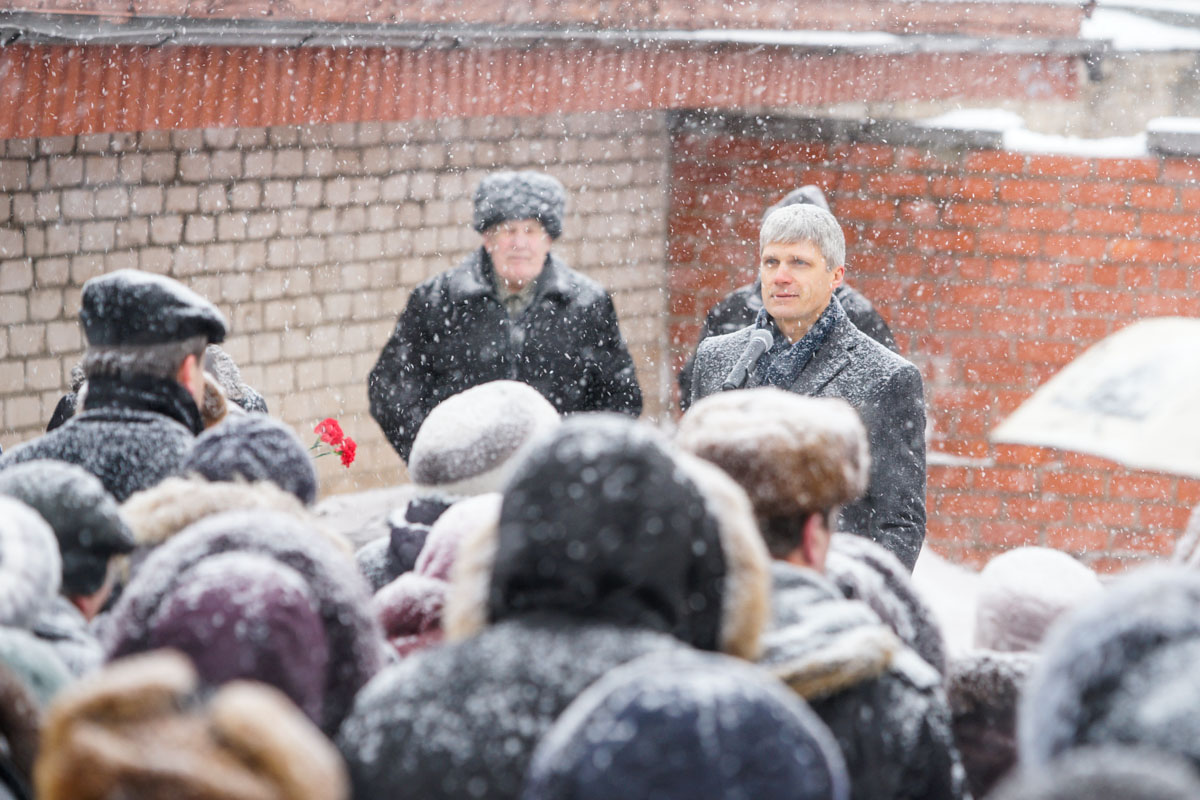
left=0, top=110, right=672, bottom=495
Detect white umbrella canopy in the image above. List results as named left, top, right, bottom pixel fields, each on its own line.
left=990, top=317, right=1200, bottom=479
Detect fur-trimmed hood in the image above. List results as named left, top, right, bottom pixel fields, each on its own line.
left=444, top=417, right=769, bottom=660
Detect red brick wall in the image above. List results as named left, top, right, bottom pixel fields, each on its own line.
left=667, top=114, right=1200, bottom=572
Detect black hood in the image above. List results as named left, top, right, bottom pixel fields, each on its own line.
left=487, top=415, right=727, bottom=652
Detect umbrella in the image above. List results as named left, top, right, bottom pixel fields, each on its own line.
left=990, top=317, right=1200, bottom=479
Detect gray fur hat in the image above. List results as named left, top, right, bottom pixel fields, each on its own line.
left=473, top=170, right=566, bottom=239
left=0, top=460, right=134, bottom=597
left=81, top=269, right=226, bottom=347
left=1020, top=566, right=1200, bottom=772
left=182, top=414, right=318, bottom=505
left=408, top=381, right=560, bottom=498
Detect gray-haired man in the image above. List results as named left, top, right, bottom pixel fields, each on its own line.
left=690, top=204, right=926, bottom=570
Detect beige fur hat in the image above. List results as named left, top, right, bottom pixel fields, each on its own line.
left=35, top=650, right=348, bottom=800
left=676, top=388, right=870, bottom=522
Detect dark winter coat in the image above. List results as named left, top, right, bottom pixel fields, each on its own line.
left=522, top=650, right=849, bottom=800
left=103, top=509, right=386, bottom=735
left=0, top=376, right=202, bottom=503
left=761, top=562, right=968, bottom=800
left=337, top=416, right=770, bottom=800
left=1019, top=566, right=1200, bottom=773
left=368, top=248, right=642, bottom=461
left=679, top=281, right=898, bottom=407
left=355, top=495, right=451, bottom=591
left=691, top=301, right=926, bottom=570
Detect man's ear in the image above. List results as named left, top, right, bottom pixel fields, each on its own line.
left=175, top=352, right=205, bottom=406
left=801, top=512, right=832, bottom=574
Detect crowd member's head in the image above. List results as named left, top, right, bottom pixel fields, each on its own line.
left=35, top=651, right=349, bottom=800
left=0, top=497, right=62, bottom=631
left=762, top=183, right=831, bottom=219
left=104, top=510, right=384, bottom=735
left=947, top=649, right=1037, bottom=798
left=181, top=414, right=319, bottom=506
left=757, top=205, right=847, bottom=341
left=1021, top=566, right=1200, bottom=772
left=523, top=652, right=849, bottom=800
left=975, top=546, right=1101, bottom=653
left=676, top=387, right=869, bottom=572
left=0, top=461, right=134, bottom=621
left=825, top=532, right=947, bottom=675
left=989, top=747, right=1200, bottom=800
left=79, top=269, right=227, bottom=410
left=204, top=344, right=268, bottom=414
left=473, top=171, right=565, bottom=291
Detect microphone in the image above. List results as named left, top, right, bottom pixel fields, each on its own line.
left=721, top=329, right=774, bottom=391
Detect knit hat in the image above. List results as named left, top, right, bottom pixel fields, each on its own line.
left=35, top=651, right=349, bottom=800
left=522, top=650, right=849, bottom=800
left=763, top=184, right=831, bottom=219
left=0, top=497, right=62, bottom=629
left=408, top=380, right=560, bottom=497
left=676, top=387, right=870, bottom=523
left=80, top=269, right=226, bottom=347
left=0, top=461, right=134, bottom=597
left=182, top=415, right=319, bottom=505
left=975, top=546, right=1101, bottom=653
left=473, top=171, right=566, bottom=239
left=145, top=552, right=331, bottom=725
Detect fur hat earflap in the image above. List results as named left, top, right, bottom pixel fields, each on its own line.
left=472, top=170, right=566, bottom=239
left=676, top=388, right=870, bottom=523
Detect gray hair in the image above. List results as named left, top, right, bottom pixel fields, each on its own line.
left=83, top=335, right=208, bottom=382
left=759, top=204, right=845, bottom=271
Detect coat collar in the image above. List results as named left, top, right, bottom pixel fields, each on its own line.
left=458, top=247, right=573, bottom=304
left=787, top=299, right=860, bottom=396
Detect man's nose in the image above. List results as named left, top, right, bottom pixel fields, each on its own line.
left=772, top=265, right=793, bottom=284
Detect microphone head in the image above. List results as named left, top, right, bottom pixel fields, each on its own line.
left=750, top=328, right=774, bottom=349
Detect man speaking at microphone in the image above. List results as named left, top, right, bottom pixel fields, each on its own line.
left=690, top=203, right=926, bottom=570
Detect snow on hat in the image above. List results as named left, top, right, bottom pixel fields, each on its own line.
left=989, top=746, right=1200, bottom=800
left=676, top=388, right=870, bottom=525
left=204, top=345, right=268, bottom=414
left=35, top=651, right=349, bottom=800
left=473, top=170, right=566, bottom=239
left=763, top=184, right=831, bottom=219
left=975, top=546, right=1101, bottom=653
left=80, top=269, right=226, bottom=347
left=145, top=552, right=331, bottom=726
left=0, top=460, right=134, bottom=597
left=522, top=650, right=849, bottom=800
left=1020, top=566, right=1200, bottom=771
left=407, top=380, right=560, bottom=497
left=182, top=414, right=319, bottom=505
left=0, top=496, right=62, bottom=629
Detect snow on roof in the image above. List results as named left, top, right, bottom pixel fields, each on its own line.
left=1149, top=116, right=1200, bottom=134
left=651, top=28, right=902, bottom=48
left=919, top=107, right=1149, bottom=157
left=1082, top=8, right=1200, bottom=50
left=1098, top=0, right=1200, bottom=14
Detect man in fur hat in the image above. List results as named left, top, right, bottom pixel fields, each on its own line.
left=368, top=170, right=642, bottom=462
left=0, top=270, right=226, bottom=502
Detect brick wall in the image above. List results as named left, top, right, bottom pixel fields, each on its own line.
left=0, top=110, right=672, bottom=495
left=667, top=113, right=1200, bottom=572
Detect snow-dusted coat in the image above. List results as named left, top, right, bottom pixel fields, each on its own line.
left=761, top=562, right=968, bottom=800
left=1020, top=566, right=1200, bottom=772
left=0, top=376, right=202, bottom=503
left=368, top=248, right=642, bottom=461
left=103, top=510, right=386, bottom=735
left=337, top=417, right=769, bottom=800
left=691, top=301, right=926, bottom=570
left=522, top=650, right=849, bottom=800
left=947, top=649, right=1036, bottom=798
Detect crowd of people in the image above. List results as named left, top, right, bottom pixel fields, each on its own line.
left=2, top=169, right=1200, bottom=800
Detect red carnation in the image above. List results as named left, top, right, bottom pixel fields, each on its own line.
left=338, top=437, right=357, bottom=467
left=314, top=418, right=344, bottom=446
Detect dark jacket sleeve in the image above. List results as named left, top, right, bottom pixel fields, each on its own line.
left=842, top=363, right=926, bottom=571
left=368, top=287, right=438, bottom=462
left=583, top=292, right=642, bottom=417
